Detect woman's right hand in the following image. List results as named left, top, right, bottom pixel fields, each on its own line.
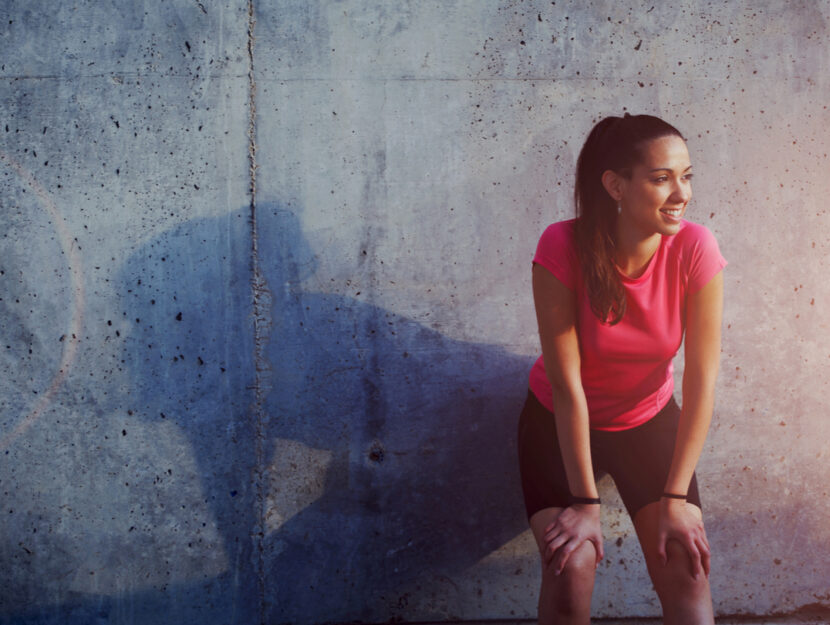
left=542, top=504, right=604, bottom=575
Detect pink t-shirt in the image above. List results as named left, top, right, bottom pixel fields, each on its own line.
left=529, top=219, right=727, bottom=431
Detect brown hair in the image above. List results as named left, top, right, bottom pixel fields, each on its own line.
left=574, top=114, right=684, bottom=324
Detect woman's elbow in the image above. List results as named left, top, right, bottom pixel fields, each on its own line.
left=549, top=378, right=583, bottom=410
left=682, top=363, right=720, bottom=393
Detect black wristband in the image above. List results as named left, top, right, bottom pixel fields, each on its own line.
left=661, top=492, right=687, bottom=500
left=571, top=496, right=601, bottom=505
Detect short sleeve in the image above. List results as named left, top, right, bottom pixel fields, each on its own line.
left=532, top=220, right=578, bottom=291
left=684, top=223, right=727, bottom=293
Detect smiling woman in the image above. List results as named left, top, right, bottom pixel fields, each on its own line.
left=518, top=114, right=727, bottom=625
left=604, top=135, right=694, bottom=276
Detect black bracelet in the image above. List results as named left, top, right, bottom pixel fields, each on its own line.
left=661, top=492, right=687, bottom=500
left=571, top=496, right=601, bottom=505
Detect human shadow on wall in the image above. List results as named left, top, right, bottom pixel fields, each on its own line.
left=114, top=207, right=260, bottom=625
left=119, top=205, right=533, bottom=624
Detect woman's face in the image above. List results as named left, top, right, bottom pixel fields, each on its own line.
left=615, top=135, right=693, bottom=238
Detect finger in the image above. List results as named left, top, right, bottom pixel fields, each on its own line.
left=543, top=526, right=563, bottom=544
left=590, top=537, right=604, bottom=567
left=696, top=532, right=711, bottom=558
left=544, top=518, right=568, bottom=539
left=685, top=541, right=703, bottom=579
left=657, top=534, right=668, bottom=566
left=545, top=540, right=563, bottom=570
left=543, top=538, right=558, bottom=567
left=544, top=516, right=571, bottom=542
left=543, top=545, right=555, bottom=568
left=544, top=533, right=571, bottom=566
left=545, top=534, right=570, bottom=562
left=701, top=546, right=711, bottom=578
left=551, top=532, right=571, bottom=551
left=544, top=514, right=570, bottom=536
left=552, top=540, right=577, bottom=575
left=697, top=538, right=711, bottom=577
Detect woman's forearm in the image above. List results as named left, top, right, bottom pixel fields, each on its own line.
left=550, top=386, right=598, bottom=500
left=664, top=368, right=717, bottom=496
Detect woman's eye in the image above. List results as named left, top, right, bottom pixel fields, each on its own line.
left=683, top=173, right=694, bottom=181
left=653, top=176, right=668, bottom=183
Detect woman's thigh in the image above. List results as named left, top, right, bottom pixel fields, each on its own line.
left=595, top=398, right=701, bottom=519
left=517, top=392, right=575, bottom=519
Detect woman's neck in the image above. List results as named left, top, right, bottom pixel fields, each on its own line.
left=614, top=226, right=662, bottom=279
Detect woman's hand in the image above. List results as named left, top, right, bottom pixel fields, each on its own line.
left=542, top=504, right=604, bottom=575
left=657, top=498, right=710, bottom=579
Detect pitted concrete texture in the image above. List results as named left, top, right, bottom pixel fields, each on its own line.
left=2, top=1, right=830, bottom=624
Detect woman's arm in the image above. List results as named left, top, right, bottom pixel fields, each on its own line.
left=658, top=270, right=724, bottom=577
left=533, top=264, right=596, bottom=498
left=532, top=263, right=604, bottom=573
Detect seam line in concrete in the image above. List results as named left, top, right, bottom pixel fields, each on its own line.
left=0, top=72, right=250, bottom=80
left=246, top=2, right=270, bottom=624
left=2, top=74, right=806, bottom=84
left=251, top=75, right=773, bottom=83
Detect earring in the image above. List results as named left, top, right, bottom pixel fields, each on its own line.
left=616, top=202, right=622, bottom=214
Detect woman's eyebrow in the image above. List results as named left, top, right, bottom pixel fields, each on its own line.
left=648, top=165, right=693, bottom=173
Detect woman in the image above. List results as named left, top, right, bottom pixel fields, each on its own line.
left=518, top=114, right=726, bottom=625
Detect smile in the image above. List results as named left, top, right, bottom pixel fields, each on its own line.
left=660, top=208, right=682, bottom=217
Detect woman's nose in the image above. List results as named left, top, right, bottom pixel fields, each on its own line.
left=672, top=180, right=691, bottom=202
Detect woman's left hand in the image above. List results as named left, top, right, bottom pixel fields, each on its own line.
left=656, top=498, right=710, bottom=579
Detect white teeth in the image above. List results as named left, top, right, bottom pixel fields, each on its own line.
left=662, top=209, right=681, bottom=216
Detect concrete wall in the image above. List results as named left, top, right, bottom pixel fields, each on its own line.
left=1, top=1, right=829, bottom=623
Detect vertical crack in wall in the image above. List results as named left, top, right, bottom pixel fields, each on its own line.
left=246, top=1, right=271, bottom=623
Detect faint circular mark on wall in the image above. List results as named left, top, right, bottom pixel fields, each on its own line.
left=0, top=151, right=85, bottom=451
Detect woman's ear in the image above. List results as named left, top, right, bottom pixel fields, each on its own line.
left=601, top=169, right=623, bottom=202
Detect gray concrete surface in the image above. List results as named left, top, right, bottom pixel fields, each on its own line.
left=1, top=1, right=830, bottom=624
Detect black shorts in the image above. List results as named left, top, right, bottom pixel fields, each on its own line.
left=517, top=390, right=701, bottom=521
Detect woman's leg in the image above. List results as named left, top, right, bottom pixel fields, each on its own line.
left=632, top=502, right=714, bottom=625
left=529, top=506, right=597, bottom=625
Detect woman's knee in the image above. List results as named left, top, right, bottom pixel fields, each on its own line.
left=541, top=540, right=597, bottom=598
left=651, top=539, right=710, bottom=603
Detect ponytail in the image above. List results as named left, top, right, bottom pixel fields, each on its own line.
left=573, top=114, right=683, bottom=324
